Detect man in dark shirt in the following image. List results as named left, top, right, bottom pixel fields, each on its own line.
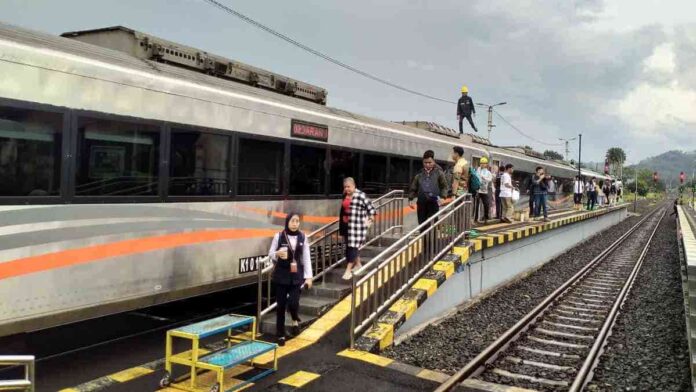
left=408, top=150, right=448, bottom=227
left=457, top=86, right=478, bottom=134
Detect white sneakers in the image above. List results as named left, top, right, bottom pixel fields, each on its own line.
left=342, top=271, right=352, bottom=280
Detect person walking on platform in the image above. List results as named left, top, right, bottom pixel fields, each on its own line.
left=268, top=213, right=313, bottom=346
left=531, top=166, right=550, bottom=221
left=450, top=146, right=469, bottom=197
left=500, top=164, right=515, bottom=223
left=457, top=86, right=478, bottom=134
left=494, top=165, right=505, bottom=219
left=409, top=150, right=448, bottom=227
left=609, top=180, right=617, bottom=206
left=475, top=157, right=494, bottom=223
left=489, top=165, right=499, bottom=219
left=573, top=176, right=584, bottom=210
left=339, top=177, right=377, bottom=280
left=586, top=177, right=598, bottom=210
left=601, top=181, right=610, bottom=207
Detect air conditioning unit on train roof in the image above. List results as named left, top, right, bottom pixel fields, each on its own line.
left=60, top=26, right=328, bottom=105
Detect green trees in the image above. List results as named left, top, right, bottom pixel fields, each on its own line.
left=606, top=147, right=627, bottom=177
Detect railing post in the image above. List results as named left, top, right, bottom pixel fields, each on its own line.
left=256, top=258, right=263, bottom=323
left=350, top=275, right=357, bottom=349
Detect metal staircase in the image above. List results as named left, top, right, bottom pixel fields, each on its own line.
left=256, top=190, right=405, bottom=335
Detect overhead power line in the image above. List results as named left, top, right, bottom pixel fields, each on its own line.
left=493, top=111, right=564, bottom=147
left=203, top=0, right=565, bottom=148
left=203, top=0, right=455, bottom=104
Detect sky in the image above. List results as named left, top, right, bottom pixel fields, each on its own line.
left=2, top=0, right=696, bottom=164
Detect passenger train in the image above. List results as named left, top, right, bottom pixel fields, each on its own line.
left=0, top=23, right=607, bottom=336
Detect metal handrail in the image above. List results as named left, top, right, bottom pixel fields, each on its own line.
left=0, top=355, right=35, bottom=392
left=256, top=190, right=405, bottom=323
left=350, top=194, right=473, bottom=348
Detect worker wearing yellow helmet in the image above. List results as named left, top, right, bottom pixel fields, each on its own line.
left=475, top=156, right=493, bottom=223
left=457, top=85, right=478, bottom=135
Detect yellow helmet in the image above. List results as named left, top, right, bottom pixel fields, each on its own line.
left=461, top=85, right=469, bottom=93
left=480, top=157, right=489, bottom=164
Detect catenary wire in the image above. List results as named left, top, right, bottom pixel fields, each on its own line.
left=203, top=0, right=565, bottom=148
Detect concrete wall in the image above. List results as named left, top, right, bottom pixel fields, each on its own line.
left=396, top=207, right=628, bottom=338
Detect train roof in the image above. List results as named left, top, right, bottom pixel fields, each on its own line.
left=0, top=22, right=608, bottom=179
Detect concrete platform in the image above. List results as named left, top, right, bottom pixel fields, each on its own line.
left=59, top=205, right=630, bottom=391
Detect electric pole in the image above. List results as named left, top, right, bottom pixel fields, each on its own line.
left=577, top=133, right=582, bottom=178
left=558, top=137, right=577, bottom=161
left=476, top=102, right=507, bottom=142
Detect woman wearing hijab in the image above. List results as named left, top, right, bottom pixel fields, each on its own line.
left=267, top=213, right=313, bottom=346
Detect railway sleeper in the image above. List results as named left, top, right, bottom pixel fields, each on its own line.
left=504, top=356, right=577, bottom=373
left=542, top=320, right=599, bottom=332
left=535, top=327, right=595, bottom=341
left=549, top=313, right=603, bottom=324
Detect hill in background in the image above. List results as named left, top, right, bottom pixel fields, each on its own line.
left=629, top=150, right=696, bottom=185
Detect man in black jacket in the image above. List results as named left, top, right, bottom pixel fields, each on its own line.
left=457, top=86, right=478, bottom=134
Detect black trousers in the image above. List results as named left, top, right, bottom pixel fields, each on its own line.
left=417, top=199, right=440, bottom=227
left=458, top=114, right=477, bottom=133
left=573, top=193, right=582, bottom=204
left=475, top=192, right=490, bottom=221
left=587, top=191, right=597, bottom=210
left=275, top=282, right=301, bottom=337
left=495, top=191, right=502, bottom=219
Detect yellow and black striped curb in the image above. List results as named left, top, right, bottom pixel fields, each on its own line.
left=337, top=349, right=449, bottom=383
left=354, top=205, right=626, bottom=353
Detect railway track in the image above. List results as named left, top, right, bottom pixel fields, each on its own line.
left=436, top=204, right=667, bottom=392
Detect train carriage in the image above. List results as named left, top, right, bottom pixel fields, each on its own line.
left=0, top=23, right=608, bottom=336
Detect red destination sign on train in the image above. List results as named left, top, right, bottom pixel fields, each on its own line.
left=291, top=120, right=328, bottom=142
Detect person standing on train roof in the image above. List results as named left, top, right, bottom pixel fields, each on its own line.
left=409, top=150, right=448, bottom=226
left=531, top=166, right=550, bottom=221
left=267, top=213, right=313, bottom=346
left=339, top=177, right=377, bottom=280
left=475, top=157, right=494, bottom=223
left=457, top=86, right=478, bottom=134
left=500, top=164, right=515, bottom=223
left=450, top=146, right=470, bottom=197
left=573, top=176, right=584, bottom=210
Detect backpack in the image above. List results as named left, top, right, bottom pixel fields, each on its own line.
left=469, top=167, right=481, bottom=192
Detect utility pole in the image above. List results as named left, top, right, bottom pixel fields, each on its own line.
left=558, top=137, right=577, bottom=161
left=634, top=167, right=638, bottom=213
left=577, top=133, right=582, bottom=178
left=476, top=102, right=507, bottom=142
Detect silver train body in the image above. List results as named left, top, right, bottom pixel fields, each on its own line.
left=0, top=23, right=607, bottom=336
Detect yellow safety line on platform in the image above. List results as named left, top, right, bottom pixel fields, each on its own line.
left=108, top=366, right=154, bottom=382
left=278, top=370, right=321, bottom=387
left=337, top=349, right=393, bottom=367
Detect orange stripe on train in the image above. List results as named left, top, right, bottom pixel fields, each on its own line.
left=0, top=228, right=277, bottom=281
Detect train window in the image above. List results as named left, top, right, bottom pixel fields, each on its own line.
left=472, top=156, right=481, bottom=168
left=389, top=157, right=410, bottom=191
left=290, top=144, right=326, bottom=195
left=362, top=154, right=387, bottom=194
left=75, top=117, right=160, bottom=196
left=329, top=149, right=359, bottom=194
left=169, top=129, right=230, bottom=196
left=238, top=138, right=283, bottom=196
left=0, top=106, right=62, bottom=196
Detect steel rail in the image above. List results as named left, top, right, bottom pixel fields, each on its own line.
left=570, top=206, right=666, bottom=391
left=435, top=204, right=665, bottom=391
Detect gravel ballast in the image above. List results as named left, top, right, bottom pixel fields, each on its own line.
left=383, top=202, right=658, bottom=375
left=588, top=209, right=691, bottom=391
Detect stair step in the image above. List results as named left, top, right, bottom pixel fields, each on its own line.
left=311, top=282, right=352, bottom=299
left=359, top=245, right=387, bottom=258
left=260, top=311, right=316, bottom=335
left=298, top=295, right=338, bottom=316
